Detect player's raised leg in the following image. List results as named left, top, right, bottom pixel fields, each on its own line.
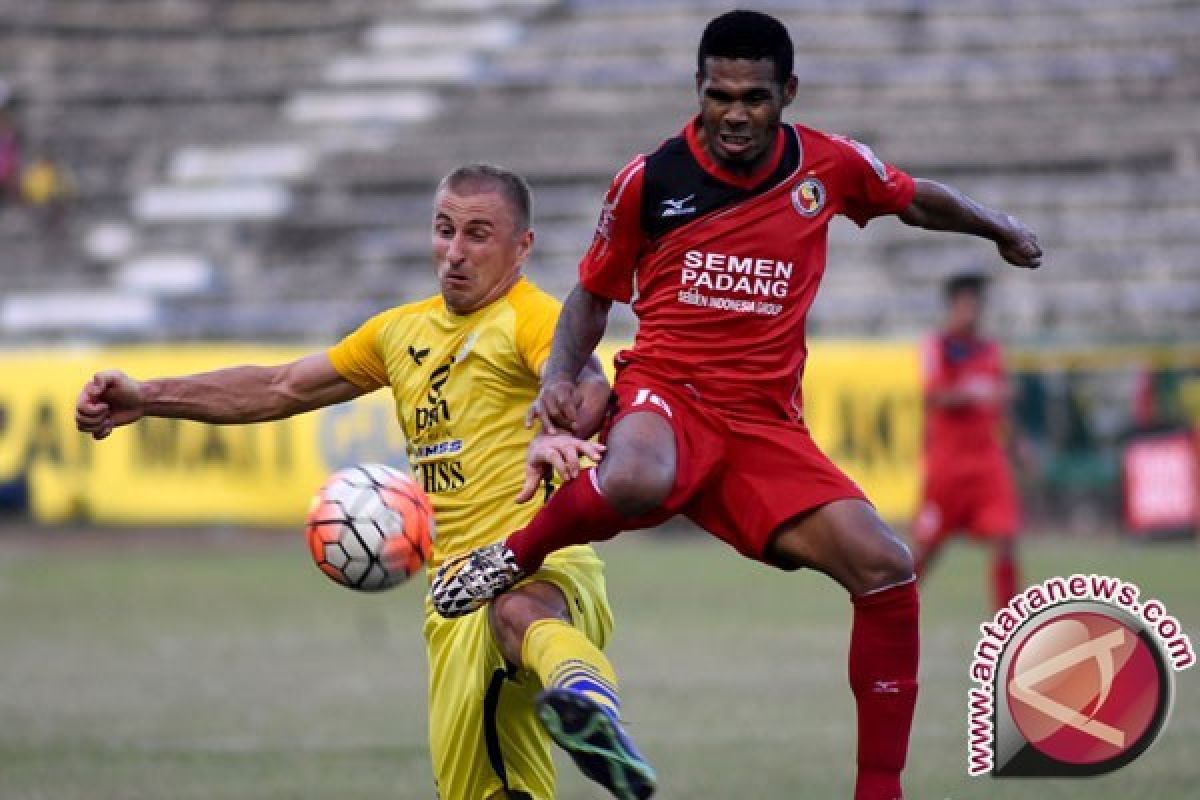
left=432, top=410, right=677, bottom=617
left=767, top=500, right=918, bottom=800
left=490, top=581, right=656, bottom=800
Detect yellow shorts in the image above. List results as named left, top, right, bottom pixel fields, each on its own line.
left=423, top=545, right=612, bottom=800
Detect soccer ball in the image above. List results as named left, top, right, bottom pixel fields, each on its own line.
left=305, top=464, right=435, bottom=591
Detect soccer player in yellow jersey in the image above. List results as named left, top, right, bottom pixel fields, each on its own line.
left=75, top=164, right=657, bottom=800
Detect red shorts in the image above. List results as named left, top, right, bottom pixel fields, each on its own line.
left=601, top=366, right=867, bottom=562
left=913, top=466, right=1020, bottom=547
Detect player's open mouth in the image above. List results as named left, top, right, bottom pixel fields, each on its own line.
left=444, top=274, right=470, bottom=289
left=718, top=133, right=754, bottom=155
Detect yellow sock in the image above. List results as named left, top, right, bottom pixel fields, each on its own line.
left=522, top=618, right=621, bottom=719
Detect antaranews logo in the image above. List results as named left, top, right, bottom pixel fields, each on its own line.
left=967, top=574, right=1194, bottom=777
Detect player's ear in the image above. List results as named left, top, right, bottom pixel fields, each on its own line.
left=515, top=227, right=534, bottom=266
left=694, top=69, right=705, bottom=99
left=781, top=74, right=798, bottom=107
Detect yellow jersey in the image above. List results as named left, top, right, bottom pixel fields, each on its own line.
left=327, top=277, right=562, bottom=569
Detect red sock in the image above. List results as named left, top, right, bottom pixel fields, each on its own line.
left=849, top=580, right=919, bottom=800
left=991, top=551, right=1017, bottom=610
left=506, top=469, right=629, bottom=572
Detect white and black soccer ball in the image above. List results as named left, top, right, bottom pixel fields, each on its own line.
left=305, top=464, right=435, bottom=591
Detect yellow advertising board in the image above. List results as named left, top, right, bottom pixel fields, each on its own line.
left=1, top=341, right=923, bottom=526
left=800, top=341, right=923, bottom=520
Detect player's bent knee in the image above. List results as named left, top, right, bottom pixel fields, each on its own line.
left=599, top=411, right=676, bottom=515
left=858, top=533, right=915, bottom=593
left=596, top=455, right=673, bottom=516
left=488, top=584, right=570, bottom=666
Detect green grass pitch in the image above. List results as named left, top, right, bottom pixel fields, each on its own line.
left=1, top=527, right=1197, bottom=799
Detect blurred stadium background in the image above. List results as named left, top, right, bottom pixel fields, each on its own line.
left=1, top=1, right=1198, bottom=798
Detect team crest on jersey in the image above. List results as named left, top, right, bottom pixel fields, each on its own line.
left=791, top=176, right=826, bottom=218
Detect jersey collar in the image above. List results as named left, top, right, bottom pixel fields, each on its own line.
left=685, top=114, right=786, bottom=190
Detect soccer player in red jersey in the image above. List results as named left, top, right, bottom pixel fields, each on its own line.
left=914, top=273, right=1022, bottom=610
left=433, top=11, right=1042, bottom=799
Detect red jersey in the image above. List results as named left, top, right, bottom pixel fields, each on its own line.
left=920, top=332, right=1010, bottom=474
left=580, top=116, right=915, bottom=419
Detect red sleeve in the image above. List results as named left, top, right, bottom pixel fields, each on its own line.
left=578, top=156, right=647, bottom=303
left=831, top=135, right=916, bottom=228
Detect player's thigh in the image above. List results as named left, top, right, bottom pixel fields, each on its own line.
left=600, top=375, right=726, bottom=515
left=685, top=419, right=867, bottom=561
left=424, top=607, right=555, bottom=800
left=596, top=411, right=677, bottom=513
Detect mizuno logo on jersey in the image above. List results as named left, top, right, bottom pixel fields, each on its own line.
left=660, top=194, right=697, bottom=217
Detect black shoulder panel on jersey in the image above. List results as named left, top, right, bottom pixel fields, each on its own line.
left=640, top=125, right=800, bottom=240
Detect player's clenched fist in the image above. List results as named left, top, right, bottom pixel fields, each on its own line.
left=996, top=214, right=1042, bottom=269
left=75, top=370, right=145, bottom=440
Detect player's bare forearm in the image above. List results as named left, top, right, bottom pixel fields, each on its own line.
left=528, top=286, right=613, bottom=435
left=542, top=285, right=613, bottom=384
left=898, top=179, right=999, bottom=237
left=141, top=366, right=304, bottom=424
left=77, top=354, right=363, bottom=439
left=898, top=178, right=1043, bottom=269
left=578, top=354, right=608, bottom=387
left=145, top=357, right=362, bottom=423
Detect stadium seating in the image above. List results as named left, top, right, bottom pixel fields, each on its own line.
left=0, top=0, right=1196, bottom=341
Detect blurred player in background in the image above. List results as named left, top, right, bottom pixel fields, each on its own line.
left=434, top=11, right=1041, bottom=800
left=76, top=165, right=656, bottom=800
left=913, top=273, right=1022, bottom=610
left=0, top=105, right=20, bottom=207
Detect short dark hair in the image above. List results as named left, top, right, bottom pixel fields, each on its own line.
left=438, top=163, right=533, bottom=232
left=944, top=272, right=989, bottom=302
left=698, top=10, right=794, bottom=85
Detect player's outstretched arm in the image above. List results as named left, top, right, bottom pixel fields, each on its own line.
left=529, top=285, right=613, bottom=435
left=75, top=353, right=365, bottom=440
left=897, top=178, right=1043, bottom=269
